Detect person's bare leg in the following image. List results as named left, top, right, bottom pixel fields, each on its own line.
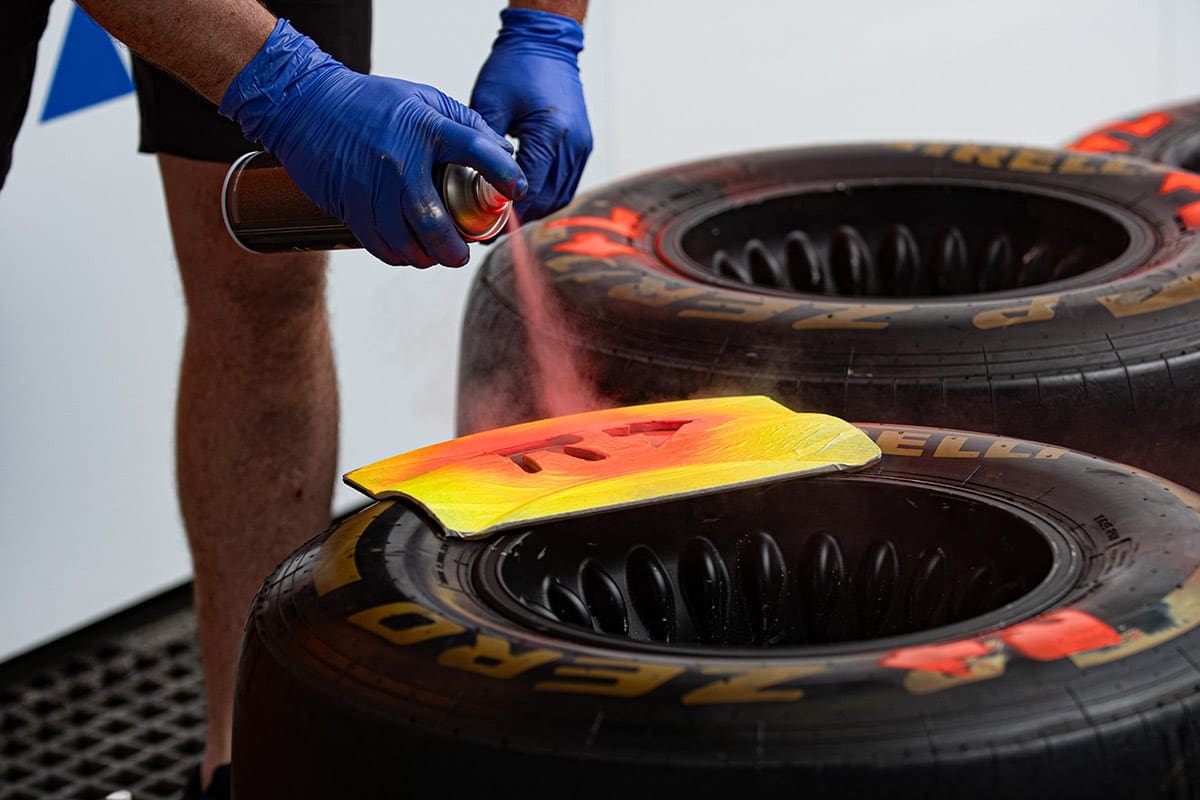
left=156, top=154, right=339, bottom=788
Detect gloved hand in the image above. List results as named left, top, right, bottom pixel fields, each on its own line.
left=219, top=19, right=527, bottom=267
left=470, top=8, right=592, bottom=223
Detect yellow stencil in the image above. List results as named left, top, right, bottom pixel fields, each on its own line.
left=344, top=396, right=880, bottom=540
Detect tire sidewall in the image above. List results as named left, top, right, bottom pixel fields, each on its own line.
left=257, top=426, right=1200, bottom=764
left=486, top=143, right=1200, bottom=348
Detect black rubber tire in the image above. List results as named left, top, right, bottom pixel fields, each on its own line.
left=233, top=426, right=1200, bottom=799
left=1068, top=100, right=1200, bottom=169
left=456, top=143, right=1200, bottom=489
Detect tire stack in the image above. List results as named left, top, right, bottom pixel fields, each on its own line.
left=1067, top=99, right=1200, bottom=170
left=457, top=125, right=1200, bottom=490
left=233, top=104, right=1200, bottom=798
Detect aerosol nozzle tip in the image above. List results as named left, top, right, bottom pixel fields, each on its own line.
left=474, top=177, right=511, bottom=213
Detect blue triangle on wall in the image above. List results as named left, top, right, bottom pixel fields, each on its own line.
left=41, top=5, right=134, bottom=123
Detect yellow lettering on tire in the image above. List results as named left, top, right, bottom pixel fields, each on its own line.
left=1008, top=149, right=1057, bottom=173
left=877, top=430, right=931, bottom=456
left=933, top=435, right=981, bottom=459
left=951, top=145, right=1011, bottom=168
left=791, top=303, right=913, bottom=331
left=681, top=665, right=824, bottom=706
left=984, top=440, right=1031, bottom=459
left=535, top=658, right=684, bottom=698
left=972, top=295, right=1059, bottom=330
left=1100, top=158, right=1139, bottom=175
left=1059, top=155, right=1099, bottom=175
left=1099, top=273, right=1200, bottom=318
left=679, top=293, right=796, bottom=323
left=544, top=253, right=637, bottom=285
left=437, top=635, right=562, bottom=680
left=313, top=502, right=393, bottom=597
left=903, top=653, right=1007, bottom=695
left=347, top=602, right=465, bottom=647
left=608, top=276, right=708, bottom=308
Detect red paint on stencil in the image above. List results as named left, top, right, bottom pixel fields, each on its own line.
left=999, top=609, right=1122, bottom=661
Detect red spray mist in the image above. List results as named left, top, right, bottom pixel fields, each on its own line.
left=505, top=212, right=606, bottom=418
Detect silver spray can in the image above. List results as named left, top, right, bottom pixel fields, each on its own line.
left=221, top=151, right=512, bottom=253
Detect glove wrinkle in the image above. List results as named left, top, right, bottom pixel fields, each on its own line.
left=220, top=18, right=525, bottom=266
left=471, top=7, right=591, bottom=224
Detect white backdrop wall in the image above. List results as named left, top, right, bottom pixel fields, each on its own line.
left=1, top=0, right=1196, bottom=660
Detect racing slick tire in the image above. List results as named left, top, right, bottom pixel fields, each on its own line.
left=233, top=425, right=1200, bottom=799
left=1068, top=99, right=1200, bottom=168
left=456, top=143, right=1200, bottom=489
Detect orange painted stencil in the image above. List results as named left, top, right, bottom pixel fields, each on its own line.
left=345, top=396, right=881, bottom=539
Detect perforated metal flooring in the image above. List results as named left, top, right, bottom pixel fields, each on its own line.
left=0, top=585, right=202, bottom=800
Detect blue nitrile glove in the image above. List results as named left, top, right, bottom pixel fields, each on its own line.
left=470, top=8, right=592, bottom=223
left=219, top=19, right=527, bottom=267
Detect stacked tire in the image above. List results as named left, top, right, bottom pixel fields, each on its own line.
left=457, top=141, right=1200, bottom=488
left=235, top=104, right=1200, bottom=798
left=233, top=426, right=1200, bottom=799
left=1067, top=99, right=1200, bottom=169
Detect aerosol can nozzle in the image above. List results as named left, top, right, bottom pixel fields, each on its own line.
left=221, top=152, right=512, bottom=253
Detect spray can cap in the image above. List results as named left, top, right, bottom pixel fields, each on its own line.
left=442, top=164, right=511, bottom=241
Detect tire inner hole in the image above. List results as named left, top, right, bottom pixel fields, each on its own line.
left=490, top=478, right=1053, bottom=648
left=677, top=183, right=1131, bottom=297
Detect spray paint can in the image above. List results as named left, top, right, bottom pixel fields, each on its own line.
left=221, top=151, right=512, bottom=253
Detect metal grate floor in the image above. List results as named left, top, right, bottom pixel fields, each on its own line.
left=0, top=586, right=203, bottom=800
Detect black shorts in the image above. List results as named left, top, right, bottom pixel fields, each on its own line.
left=0, top=0, right=371, bottom=188
left=133, top=0, right=372, bottom=163
left=1, top=0, right=54, bottom=187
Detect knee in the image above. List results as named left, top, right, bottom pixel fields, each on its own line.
left=183, top=250, right=330, bottom=331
